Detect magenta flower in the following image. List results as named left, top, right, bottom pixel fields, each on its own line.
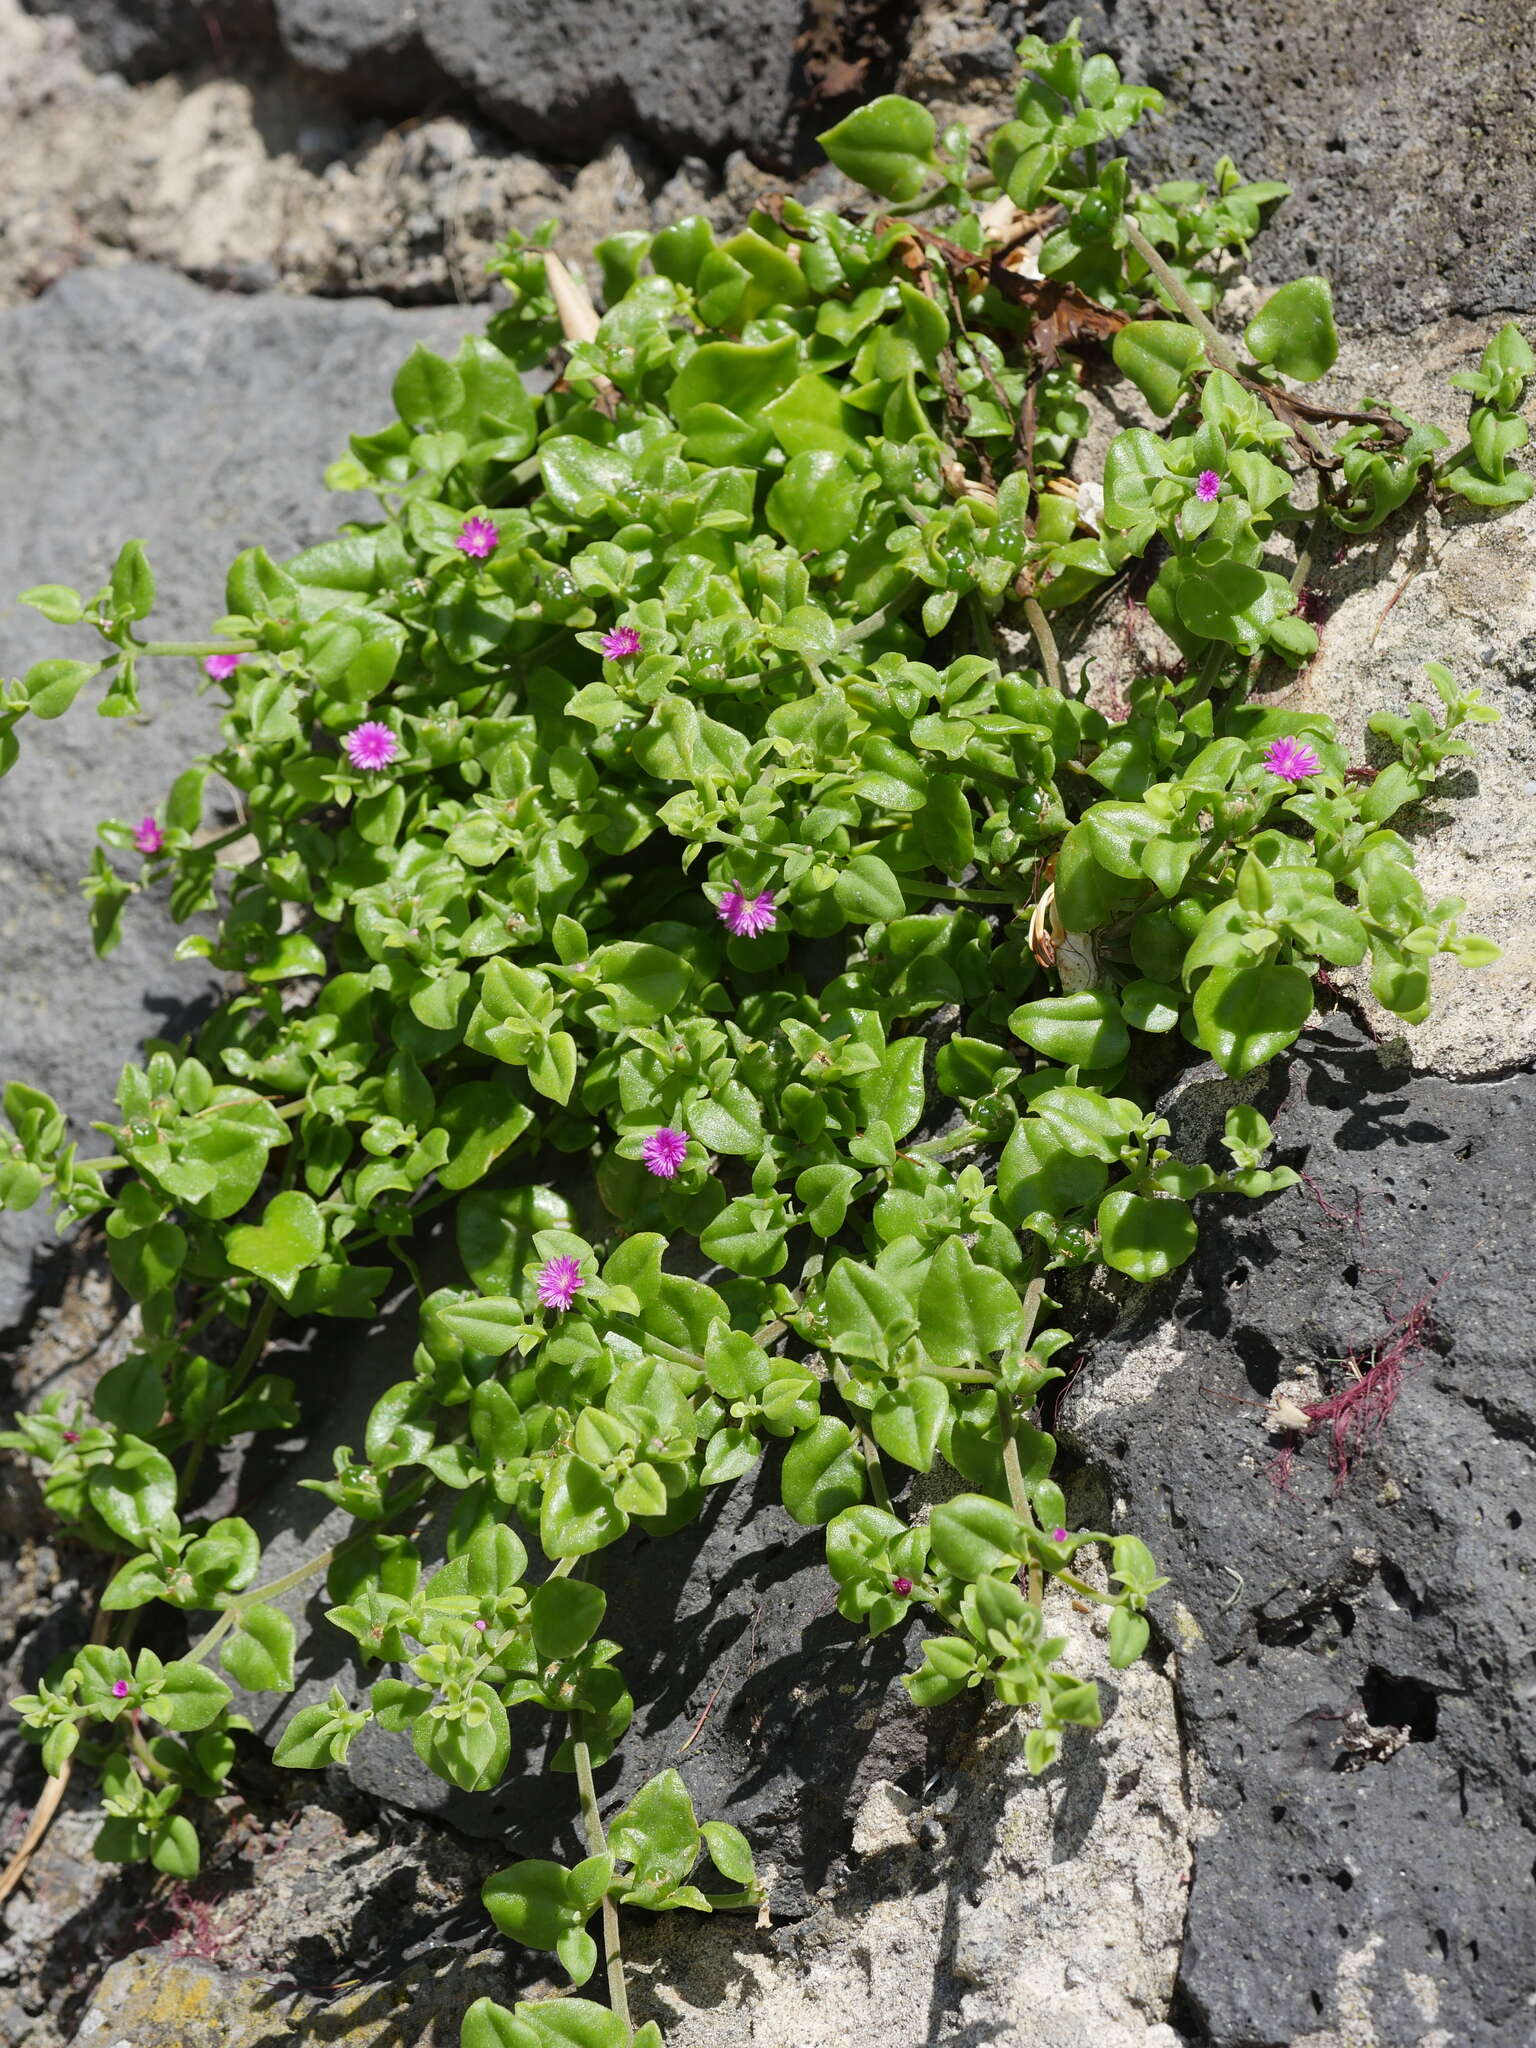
left=536, top=1255, right=584, bottom=1312
left=132, top=816, right=165, bottom=856
left=1262, top=735, right=1323, bottom=783
left=642, top=1127, right=689, bottom=1179
left=601, top=625, right=642, bottom=661
left=455, top=514, right=500, bottom=559
left=1195, top=470, right=1222, bottom=503
left=342, top=721, right=401, bottom=772
left=111, top=1679, right=130, bottom=1699
left=473, top=1619, right=489, bottom=1632
left=716, top=885, right=777, bottom=939
left=891, top=1575, right=914, bottom=1596
left=203, top=653, right=243, bottom=681
left=1051, top=1526, right=1068, bottom=1543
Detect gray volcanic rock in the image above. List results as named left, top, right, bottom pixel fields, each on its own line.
left=1017, top=0, right=1536, bottom=327
left=29, top=0, right=1536, bottom=326
left=26, top=0, right=920, bottom=172
left=1060, top=1019, right=1536, bottom=2048
left=18, top=0, right=278, bottom=76
left=0, top=265, right=470, bottom=1332
left=406, top=0, right=803, bottom=163
left=272, top=0, right=803, bottom=162
left=271, top=0, right=460, bottom=114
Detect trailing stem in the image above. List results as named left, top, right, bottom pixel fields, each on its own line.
left=999, top=1275, right=1048, bottom=1608
left=573, top=1724, right=632, bottom=2030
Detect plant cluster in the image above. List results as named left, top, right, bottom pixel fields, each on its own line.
left=0, top=23, right=1520, bottom=2042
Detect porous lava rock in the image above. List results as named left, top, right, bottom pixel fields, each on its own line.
left=1062, top=1020, right=1536, bottom=2046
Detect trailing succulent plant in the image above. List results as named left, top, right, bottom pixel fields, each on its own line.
left=0, top=21, right=1524, bottom=2043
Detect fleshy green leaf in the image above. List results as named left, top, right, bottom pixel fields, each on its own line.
left=781, top=1419, right=866, bottom=1525
left=219, top=1604, right=296, bottom=1693
left=1111, top=321, right=1206, bottom=414
left=1244, top=277, right=1338, bottom=382
left=1097, top=1189, right=1199, bottom=1281
left=1192, top=963, right=1313, bottom=1077
left=1008, top=990, right=1129, bottom=1069
left=224, top=1191, right=326, bottom=1298
left=818, top=96, right=937, bottom=202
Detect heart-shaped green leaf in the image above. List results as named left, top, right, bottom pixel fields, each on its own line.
left=1009, top=990, right=1129, bottom=1069
left=1112, top=321, right=1206, bottom=414
left=818, top=96, right=937, bottom=202
left=1192, top=963, right=1314, bottom=1076
left=1244, top=277, right=1338, bottom=382
left=1097, top=1189, right=1199, bottom=1281
left=225, top=1191, right=326, bottom=1298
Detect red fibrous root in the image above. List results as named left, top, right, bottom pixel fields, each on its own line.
left=1271, top=1289, right=1439, bottom=1493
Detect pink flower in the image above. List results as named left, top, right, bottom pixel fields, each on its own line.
left=132, top=817, right=164, bottom=856
left=891, top=1576, right=914, bottom=1596
left=111, top=1680, right=130, bottom=1698
left=61, top=1430, right=80, bottom=1444
left=536, top=1255, right=584, bottom=1312
left=716, top=885, right=777, bottom=939
left=1262, top=735, right=1322, bottom=783
left=1051, top=1527, right=1067, bottom=1543
left=342, top=721, right=401, bottom=772
left=1195, top=470, right=1222, bottom=503
left=473, top=1619, right=488, bottom=1632
left=455, top=515, right=500, bottom=559
left=203, top=653, right=243, bottom=681
left=601, top=625, right=642, bottom=661
left=641, top=1127, right=689, bottom=1178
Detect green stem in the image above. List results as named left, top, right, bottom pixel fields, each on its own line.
left=228, top=1295, right=278, bottom=1394
left=185, top=1092, right=298, bottom=1123
left=904, top=1121, right=986, bottom=1159
left=186, top=1557, right=324, bottom=1667
left=1058, top=1572, right=1120, bottom=1607
left=183, top=1478, right=432, bottom=1665
left=195, top=823, right=258, bottom=857
left=178, top=1296, right=227, bottom=1343
left=1122, top=218, right=1332, bottom=465
left=837, top=581, right=918, bottom=650
left=1184, top=636, right=1231, bottom=710
left=1021, top=592, right=1065, bottom=696
left=139, top=641, right=257, bottom=660
left=969, top=590, right=998, bottom=662
left=343, top=1183, right=457, bottom=1255
left=179, top=1293, right=277, bottom=1502
left=830, top=1362, right=891, bottom=1512
left=627, top=1329, right=707, bottom=1373
left=489, top=627, right=569, bottom=717
left=1121, top=218, right=1243, bottom=377
left=573, top=1725, right=632, bottom=2030
left=902, top=880, right=1022, bottom=905
left=1289, top=500, right=1334, bottom=599
left=1247, top=500, right=1334, bottom=689
left=998, top=1275, right=1047, bottom=1610
left=49, top=1153, right=122, bottom=1180
left=129, top=1721, right=173, bottom=1781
